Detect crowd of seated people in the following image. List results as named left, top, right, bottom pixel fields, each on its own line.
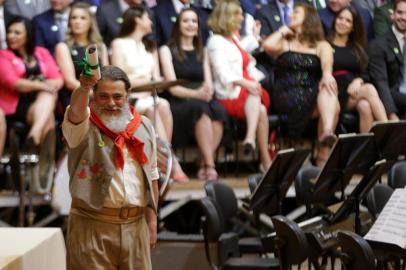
left=1, top=0, right=405, bottom=180
left=160, top=8, right=227, bottom=181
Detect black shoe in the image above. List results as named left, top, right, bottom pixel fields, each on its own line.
left=243, top=141, right=255, bottom=156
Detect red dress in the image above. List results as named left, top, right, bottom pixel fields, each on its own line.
left=218, top=38, right=270, bottom=120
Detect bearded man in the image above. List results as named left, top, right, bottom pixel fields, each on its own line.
left=62, top=65, right=158, bottom=270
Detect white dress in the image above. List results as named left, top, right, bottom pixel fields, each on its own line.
left=113, top=37, right=161, bottom=113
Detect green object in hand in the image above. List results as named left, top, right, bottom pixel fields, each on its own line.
left=79, top=54, right=99, bottom=77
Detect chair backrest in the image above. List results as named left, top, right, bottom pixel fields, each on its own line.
left=247, top=173, right=263, bottom=194
left=388, top=161, right=406, bottom=189
left=338, top=231, right=376, bottom=270
left=294, top=166, right=321, bottom=205
left=200, top=197, right=225, bottom=242
left=366, top=184, right=393, bottom=219
left=199, top=197, right=239, bottom=269
left=271, top=215, right=309, bottom=268
left=204, top=181, right=238, bottom=222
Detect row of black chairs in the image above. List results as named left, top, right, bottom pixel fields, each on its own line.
left=200, top=185, right=378, bottom=270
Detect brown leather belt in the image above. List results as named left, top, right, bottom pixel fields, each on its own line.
left=72, top=200, right=144, bottom=219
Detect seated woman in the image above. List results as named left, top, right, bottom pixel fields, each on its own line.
left=55, top=2, right=109, bottom=109
left=262, top=3, right=340, bottom=166
left=0, top=17, right=63, bottom=149
left=329, top=7, right=387, bottom=132
left=111, top=6, right=188, bottom=181
left=160, top=8, right=227, bottom=181
left=207, top=0, right=272, bottom=171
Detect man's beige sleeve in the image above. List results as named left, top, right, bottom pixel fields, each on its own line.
left=61, top=106, right=90, bottom=149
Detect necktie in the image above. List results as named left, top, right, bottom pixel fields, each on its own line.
left=314, top=0, right=322, bottom=9
left=282, top=5, right=290, bottom=26
left=399, top=36, right=406, bottom=94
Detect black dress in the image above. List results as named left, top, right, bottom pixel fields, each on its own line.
left=6, top=60, right=42, bottom=124
left=331, top=44, right=362, bottom=107
left=58, top=43, right=87, bottom=110
left=168, top=48, right=228, bottom=148
left=272, top=51, right=322, bottom=137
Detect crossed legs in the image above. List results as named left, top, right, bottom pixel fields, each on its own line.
left=243, top=95, right=271, bottom=171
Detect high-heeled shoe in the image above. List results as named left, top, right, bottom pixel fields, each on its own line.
left=242, top=141, right=256, bottom=156
left=318, top=131, right=337, bottom=147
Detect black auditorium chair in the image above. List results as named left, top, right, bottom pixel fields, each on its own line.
left=199, top=197, right=280, bottom=270
left=294, top=165, right=321, bottom=217
left=338, top=231, right=376, bottom=270
left=366, top=184, right=393, bottom=220
left=337, top=112, right=359, bottom=134
left=204, top=181, right=265, bottom=254
left=388, top=161, right=406, bottom=189
left=271, top=215, right=311, bottom=270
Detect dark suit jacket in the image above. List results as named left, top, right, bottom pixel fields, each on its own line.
left=367, top=29, right=402, bottom=114
left=32, top=9, right=61, bottom=56
left=153, top=0, right=210, bottom=46
left=96, top=0, right=122, bottom=48
left=96, top=0, right=154, bottom=48
left=373, top=1, right=393, bottom=36
left=318, top=5, right=374, bottom=41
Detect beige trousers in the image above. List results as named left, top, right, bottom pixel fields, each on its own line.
left=67, top=211, right=152, bottom=270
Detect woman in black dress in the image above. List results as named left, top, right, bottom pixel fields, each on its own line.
left=329, top=7, right=387, bottom=132
left=263, top=3, right=340, bottom=166
left=55, top=2, right=109, bottom=109
left=160, top=8, right=227, bottom=181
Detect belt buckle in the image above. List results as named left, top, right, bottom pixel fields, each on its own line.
left=119, top=207, right=130, bottom=219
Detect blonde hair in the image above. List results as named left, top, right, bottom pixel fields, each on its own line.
left=65, top=2, right=104, bottom=49
left=208, top=0, right=241, bottom=36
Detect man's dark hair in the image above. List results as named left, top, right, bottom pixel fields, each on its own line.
left=94, top=66, right=131, bottom=92
left=394, top=0, right=406, bottom=11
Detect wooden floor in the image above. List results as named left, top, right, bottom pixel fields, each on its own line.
left=165, top=176, right=252, bottom=201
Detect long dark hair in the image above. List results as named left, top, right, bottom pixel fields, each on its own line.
left=6, top=16, right=35, bottom=60
left=329, top=6, right=368, bottom=70
left=118, top=6, right=155, bottom=52
left=296, top=3, right=324, bottom=47
left=167, top=8, right=203, bottom=62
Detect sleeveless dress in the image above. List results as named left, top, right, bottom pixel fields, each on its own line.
left=58, top=43, right=87, bottom=111
left=331, top=43, right=363, bottom=107
left=6, top=61, right=42, bottom=124
left=168, top=48, right=228, bottom=148
left=272, top=51, right=322, bottom=137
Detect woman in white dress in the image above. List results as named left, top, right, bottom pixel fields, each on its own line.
left=111, top=6, right=188, bottom=182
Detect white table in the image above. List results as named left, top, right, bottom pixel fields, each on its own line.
left=0, top=228, right=66, bottom=270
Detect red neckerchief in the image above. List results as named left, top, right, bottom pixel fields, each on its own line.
left=90, top=106, right=149, bottom=169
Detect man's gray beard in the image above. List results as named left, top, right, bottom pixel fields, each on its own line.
left=94, top=103, right=133, bottom=133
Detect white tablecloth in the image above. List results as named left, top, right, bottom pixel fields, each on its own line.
left=0, top=228, right=66, bottom=270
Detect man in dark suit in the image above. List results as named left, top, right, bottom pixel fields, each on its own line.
left=318, top=0, right=374, bottom=41
left=96, top=0, right=152, bottom=48
left=32, top=0, right=72, bottom=56
left=153, top=0, right=210, bottom=46
left=373, top=0, right=394, bottom=36
left=368, top=0, right=406, bottom=119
